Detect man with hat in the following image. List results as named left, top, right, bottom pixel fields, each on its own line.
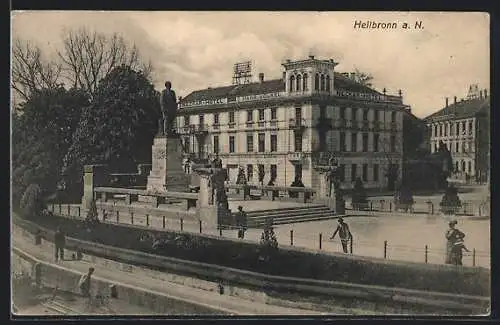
left=160, top=80, right=178, bottom=136
left=330, top=217, right=353, bottom=253
left=235, top=206, right=248, bottom=239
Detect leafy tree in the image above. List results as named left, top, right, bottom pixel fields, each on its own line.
left=351, top=177, right=368, bottom=210
left=61, top=65, right=160, bottom=194
left=19, top=184, right=44, bottom=219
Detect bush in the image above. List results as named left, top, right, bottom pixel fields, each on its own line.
left=351, top=177, right=368, bottom=210
left=19, top=184, right=44, bottom=219
left=440, top=185, right=462, bottom=215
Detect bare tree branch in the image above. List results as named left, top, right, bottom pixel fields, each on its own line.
left=57, top=27, right=152, bottom=98
left=11, top=38, right=62, bottom=102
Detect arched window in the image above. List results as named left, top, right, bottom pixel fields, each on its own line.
left=468, top=161, right=472, bottom=173
left=320, top=74, right=325, bottom=91
left=434, top=125, right=438, bottom=137
left=296, top=74, right=302, bottom=92
left=326, top=75, right=330, bottom=91
left=444, top=124, right=448, bottom=136
left=314, top=73, right=320, bottom=91
left=303, top=73, right=308, bottom=91
left=289, top=75, right=295, bottom=92
left=455, top=161, right=459, bottom=172
left=461, top=160, right=466, bottom=172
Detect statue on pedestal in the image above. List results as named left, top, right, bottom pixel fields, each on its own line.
left=326, top=156, right=339, bottom=197
left=159, top=80, right=178, bottom=136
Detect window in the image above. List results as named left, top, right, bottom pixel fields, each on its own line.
left=326, top=75, right=330, bottom=91
left=214, top=113, right=219, bottom=125
left=434, top=125, right=438, bottom=137
left=320, top=74, right=325, bottom=91
left=461, top=160, right=466, bottom=172
left=363, top=109, right=369, bottom=121
left=247, top=110, right=253, bottom=122
left=444, top=124, right=448, bottom=136
left=247, top=164, right=253, bottom=182
left=271, top=107, right=277, bottom=120
left=455, top=142, right=459, bottom=153
left=362, top=133, right=368, bottom=152
left=339, top=164, right=345, bottom=182
left=258, top=109, right=265, bottom=121
left=468, top=121, right=473, bottom=135
left=320, top=105, right=326, bottom=118
left=296, top=75, right=302, bottom=92
left=213, top=136, right=219, bottom=154
left=390, top=135, right=396, bottom=152
left=351, top=164, right=357, bottom=182
left=374, top=110, right=380, bottom=122
left=314, top=73, right=320, bottom=90
left=450, top=123, right=454, bottom=136
left=184, top=137, right=190, bottom=153
left=270, top=164, right=277, bottom=181
left=294, top=133, right=302, bottom=152
left=229, top=136, right=235, bottom=153
left=258, top=164, right=265, bottom=183
left=455, top=161, right=459, bottom=172
left=373, top=164, right=379, bottom=181
left=461, top=121, right=466, bottom=135
left=455, top=122, right=459, bottom=136
left=184, top=116, right=189, bottom=126
left=289, top=75, right=295, bottom=92
left=468, top=161, right=472, bottom=173
left=362, top=164, right=368, bottom=182
left=295, top=107, right=302, bottom=121
left=270, top=134, right=277, bottom=152
left=246, top=134, right=254, bottom=152
left=258, top=133, right=265, bottom=152
left=391, top=111, right=396, bottom=123
left=229, top=111, right=235, bottom=124
left=340, top=107, right=346, bottom=120
left=373, top=133, right=379, bottom=152
left=439, top=124, right=442, bottom=137
left=351, top=108, right=357, bottom=121
left=303, top=74, right=308, bottom=91
left=470, top=141, right=474, bottom=152
left=462, top=142, right=466, bottom=153
left=351, top=132, right=357, bottom=152
left=340, top=132, right=346, bottom=152
left=199, top=114, right=205, bottom=125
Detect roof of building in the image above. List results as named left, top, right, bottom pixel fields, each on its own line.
left=424, top=97, right=490, bottom=122
left=181, top=72, right=380, bottom=103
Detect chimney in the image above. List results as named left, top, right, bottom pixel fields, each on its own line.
left=484, top=89, right=488, bottom=98
left=454, top=96, right=457, bottom=104
left=445, top=97, right=448, bottom=107
left=258, top=73, right=264, bottom=83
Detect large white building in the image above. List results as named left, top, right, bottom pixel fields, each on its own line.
left=424, top=85, right=490, bottom=183
left=176, top=56, right=410, bottom=189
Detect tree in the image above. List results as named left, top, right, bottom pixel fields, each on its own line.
left=58, top=27, right=153, bottom=98
left=19, top=184, right=44, bottom=219
left=11, top=38, right=62, bottom=102
left=11, top=87, right=90, bottom=206
left=61, top=65, right=160, bottom=194
left=353, top=68, right=374, bottom=87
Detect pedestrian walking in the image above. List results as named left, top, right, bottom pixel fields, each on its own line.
left=54, top=226, right=66, bottom=261
left=79, top=267, right=95, bottom=298
left=235, top=206, right=248, bottom=239
left=330, top=217, right=353, bottom=253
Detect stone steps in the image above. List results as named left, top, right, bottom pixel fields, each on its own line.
left=246, top=206, right=338, bottom=228
left=245, top=206, right=330, bottom=218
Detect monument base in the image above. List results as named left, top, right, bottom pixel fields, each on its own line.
left=146, top=136, right=190, bottom=193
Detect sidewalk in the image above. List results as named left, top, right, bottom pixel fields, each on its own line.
left=12, top=232, right=323, bottom=315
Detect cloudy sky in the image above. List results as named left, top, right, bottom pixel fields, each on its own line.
left=12, top=11, right=489, bottom=118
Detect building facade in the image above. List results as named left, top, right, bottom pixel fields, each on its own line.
left=424, top=88, right=490, bottom=183
left=176, top=56, right=410, bottom=190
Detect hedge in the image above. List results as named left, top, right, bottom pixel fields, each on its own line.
left=24, top=213, right=489, bottom=297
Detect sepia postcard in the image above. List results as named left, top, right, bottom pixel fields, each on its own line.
left=11, top=11, right=490, bottom=317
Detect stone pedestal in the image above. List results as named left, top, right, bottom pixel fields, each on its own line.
left=312, top=165, right=345, bottom=214
left=194, top=167, right=229, bottom=228
left=147, top=136, right=190, bottom=193
left=82, top=164, right=109, bottom=210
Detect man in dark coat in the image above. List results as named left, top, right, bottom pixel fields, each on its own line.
left=235, top=206, right=248, bottom=239
left=330, top=217, right=353, bottom=253
left=160, top=81, right=178, bottom=136
left=54, top=226, right=66, bottom=261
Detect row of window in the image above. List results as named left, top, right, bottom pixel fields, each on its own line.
left=432, top=120, right=474, bottom=138
left=455, top=160, right=473, bottom=174
left=432, top=140, right=475, bottom=153
left=182, top=107, right=397, bottom=126
left=204, top=131, right=395, bottom=154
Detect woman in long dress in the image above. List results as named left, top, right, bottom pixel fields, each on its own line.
left=445, top=220, right=458, bottom=264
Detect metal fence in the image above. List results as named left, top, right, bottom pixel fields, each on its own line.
left=47, top=203, right=490, bottom=269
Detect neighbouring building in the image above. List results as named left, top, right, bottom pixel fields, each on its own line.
left=424, top=85, right=490, bottom=184
left=176, top=56, right=411, bottom=190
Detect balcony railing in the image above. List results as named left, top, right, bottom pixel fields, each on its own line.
left=246, top=121, right=254, bottom=128
left=257, top=121, right=265, bottom=128
left=288, top=151, right=304, bottom=162
left=289, top=118, right=306, bottom=129
left=228, top=122, right=236, bottom=129
left=270, top=120, right=278, bottom=128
